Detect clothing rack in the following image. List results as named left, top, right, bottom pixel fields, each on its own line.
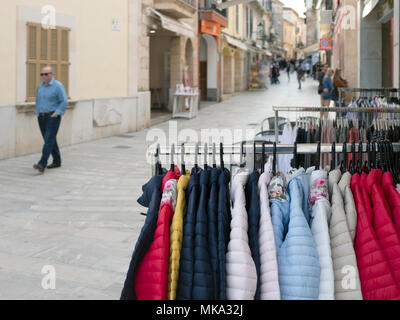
left=150, top=142, right=400, bottom=175
left=338, top=88, right=400, bottom=103
left=272, top=106, right=400, bottom=143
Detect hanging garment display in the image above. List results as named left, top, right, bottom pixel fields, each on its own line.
left=328, top=169, right=362, bottom=300
left=120, top=171, right=166, bottom=300
left=309, top=169, right=335, bottom=300
left=226, top=170, right=257, bottom=300
left=258, top=159, right=280, bottom=300
left=270, top=170, right=321, bottom=300
left=135, top=169, right=180, bottom=300
left=168, top=170, right=191, bottom=300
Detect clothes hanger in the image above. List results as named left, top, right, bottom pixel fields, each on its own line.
left=194, top=143, right=199, bottom=171
left=220, top=143, right=224, bottom=170
left=330, top=142, right=336, bottom=172
left=212, top=143, right=217, bottom=169
left=357, top=141, right=363, bottom=175
left=181, top=143, right=185, bottom=173
left=155, top=143, right=161, bottom=175
left=350, top=141, right=356, bottom=174
left=371, top=141, right=376, bottom=169
left=341, top=142, right=347, bottom=174
left=170, top=144, right=175, bottom=172
left=253, top=141, right=257, bottom=172
left=315, top=142, right=321, bottom=170
left=204, top=143, right=208, bottom=171
left=240, top=141, right=246, bottom=168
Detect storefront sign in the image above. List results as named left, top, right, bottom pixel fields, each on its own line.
left=320, top=38, right=332, bottom=50
left=201, top=20, right=220, bottom=37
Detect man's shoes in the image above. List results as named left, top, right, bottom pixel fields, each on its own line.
left=47, top=163, right=61, bottom=169
left=33, top=164, right=45, bottom=173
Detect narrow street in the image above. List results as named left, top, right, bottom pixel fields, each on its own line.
left=0, top=77, right=320, bottom=299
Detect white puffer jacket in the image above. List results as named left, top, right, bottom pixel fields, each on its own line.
left=337, top=172, right=357, bottom=243
left=328, top=169, right=363, bottom=300
left=258, top=159, right=280, bottom=300
left=226, top=170, right=257, bottom=300
left=309, top=169, right=335, bottom=300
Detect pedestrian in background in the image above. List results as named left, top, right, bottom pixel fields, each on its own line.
left=286, top=62, right=291, bottom=82
left=321, top=68, right=334, bottom=119
left=296, top=64, right=305, bottom=90
left=332, top=69, right=348, bottom=107
left=33, top=66, right=68, bottom=173
left=318, top=64, right=328, bottom=106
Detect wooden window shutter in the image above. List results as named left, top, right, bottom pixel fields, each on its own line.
left=26, top=23, right=70, bottom=101
left=50, top=29, right=58, bottom=61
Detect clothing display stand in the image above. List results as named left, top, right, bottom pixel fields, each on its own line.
left=172, top=87, right=199, bottom=119
left=149, top=142, right=400, bottom=176
left=272, top=106, right=400, bottom=143
left=338, top=88, right=400, bottom=105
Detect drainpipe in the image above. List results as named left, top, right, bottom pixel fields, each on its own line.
left=219, top=35, right=223, bottom=102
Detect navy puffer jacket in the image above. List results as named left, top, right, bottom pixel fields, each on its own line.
left=245, top=170, right=261, bottom=300
left=120, top=171, right=165, bottom=300
left=217, top=168, right=232, bottom=300
left=192, top=169, right=214, bottom=299
left=207, top=168, right=221, bottom=299
left=177, top=168, right=201, bottom=300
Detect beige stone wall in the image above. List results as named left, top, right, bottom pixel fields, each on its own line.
left=1, top=0, right=130, bottom=105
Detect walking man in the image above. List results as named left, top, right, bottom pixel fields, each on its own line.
left=33, top=66, right=68, bottom=173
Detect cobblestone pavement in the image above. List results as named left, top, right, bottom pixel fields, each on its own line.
left=0, top=76, right=320, bottom=299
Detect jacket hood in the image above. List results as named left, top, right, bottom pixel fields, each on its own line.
left=328, top=169, right=341, bottom=199
left=137, top=174, right=165, bottom=208
left=338, top=172, right=352, bottom=197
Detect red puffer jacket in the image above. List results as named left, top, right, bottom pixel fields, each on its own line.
left=134, top=169, right=180, bottom=300
left=382, top=172, right=400, bottom=235
left=351, top=173, right=400, bottom=300
left=366, top=169, right=400, bottom=289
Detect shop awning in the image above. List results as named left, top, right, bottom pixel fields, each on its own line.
left=362, top=0, right=380, bottom=18
left=303, top=42, right=320, bottom=56
left=224, top=34, right=248, bottom=51
left=146, top=7, right=194, bottom=38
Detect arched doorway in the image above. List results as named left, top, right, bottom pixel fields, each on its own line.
left=185, top=38, right=194, bottom=87
left=234, top=50, right=242, bottom=92
left=200, top=34, right=218, bottom=101
left=223, top=46, right=234, bottom=95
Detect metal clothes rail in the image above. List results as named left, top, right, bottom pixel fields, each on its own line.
left=338, top=87, right=400, bottom=103
left=149, top=142, right=400, bottom=175
left=272, top=106, right=400, bottom=143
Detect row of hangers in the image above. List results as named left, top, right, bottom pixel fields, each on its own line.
left=154, top=141, right=400, bottom=186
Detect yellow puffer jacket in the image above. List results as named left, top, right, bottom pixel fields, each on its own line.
left=167, top=171, right=191, bottom=300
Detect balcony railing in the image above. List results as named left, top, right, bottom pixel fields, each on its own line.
left=201, top=0, right=227, bottom=18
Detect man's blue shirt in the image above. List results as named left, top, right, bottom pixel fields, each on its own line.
left=35, top=79, right=68, bottom=116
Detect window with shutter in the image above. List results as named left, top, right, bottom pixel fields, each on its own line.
left=26, top=23, right=70, bottom=102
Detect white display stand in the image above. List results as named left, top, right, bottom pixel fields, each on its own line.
left=172, top=85, right=199, bottom=119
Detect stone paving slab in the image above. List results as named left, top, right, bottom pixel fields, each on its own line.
left=0, top=78, right=320, bottom=299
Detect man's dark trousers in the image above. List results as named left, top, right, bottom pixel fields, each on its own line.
left=38, top=115, right=62, bottom=168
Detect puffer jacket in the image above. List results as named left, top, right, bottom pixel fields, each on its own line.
left=337, top=172, right=357, bottom=243
left=258, top=160, right=280, bottom=300
left=177, top=168, right=201, bottom=300
left=217, top=168, right=232, bottom=300
left=207, top=168, right=221, bottom=299
left=270, top=169, right=320, bottom=300
left=192, top=169, right=214, bottom=300
left=134, top=169, right=180, bottom=300
left=382, top=172, right=400, bottom=235
left=120, top=171, right=165, bottom=300
left=328, top=169, right=362, bottom=300
left=245, top=170, right=261, bottom=300
left=309, top=169, right=334, bottom=300
left=351, top=173, right=400, bottom=300
left=167, top=170, right=191, bottom=300
left=366, top=169, right=400, bottom=287
left=226, top=170, right=257, bottom=300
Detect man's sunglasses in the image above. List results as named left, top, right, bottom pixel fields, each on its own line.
left=40, top=73, right=52, bottom=76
